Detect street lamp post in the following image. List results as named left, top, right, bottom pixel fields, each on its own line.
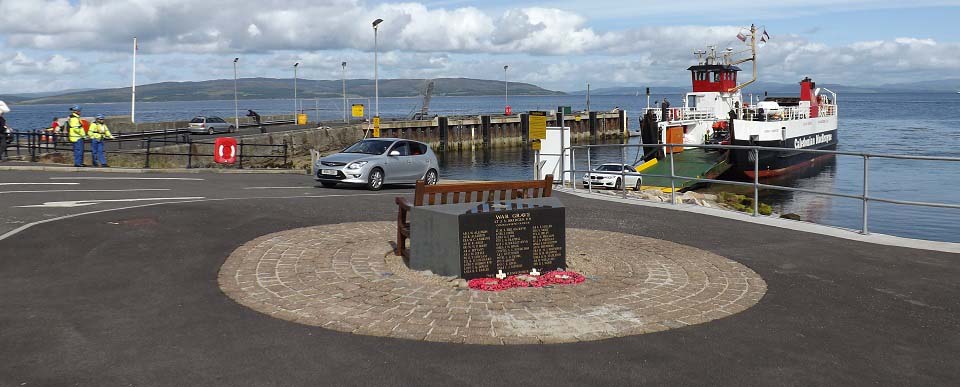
left=504, top=65, right=509, bottom=115
left=293, top=62, right=299, bottom=120
left=233, top=58, right=239, bottom=130
left=342, top=61, right=347, bottom=123
left=372, top=18, right=383, bottom=119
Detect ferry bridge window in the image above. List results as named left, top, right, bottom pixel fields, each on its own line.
left=714, top=72, right=721, bottom=82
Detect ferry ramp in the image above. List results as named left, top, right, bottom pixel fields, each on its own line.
left=636, top=148, right=731, bottom=191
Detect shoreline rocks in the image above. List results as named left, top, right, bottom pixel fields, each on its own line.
left=586, top=188, right=782, bottom=217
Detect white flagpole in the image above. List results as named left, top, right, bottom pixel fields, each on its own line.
left=131, top=37, right=137, bottom=124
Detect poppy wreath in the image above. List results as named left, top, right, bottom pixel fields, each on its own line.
left=467, top=270, right=585, bottom=291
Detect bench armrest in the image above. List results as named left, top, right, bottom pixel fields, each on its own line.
left=396, top=197, right=413, bottom=211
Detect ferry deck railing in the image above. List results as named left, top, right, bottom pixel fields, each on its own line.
left=643, top=103, right=838, bottom=123
left=562, top=143, right=960, bottom=235
left=643, top=108, right=717, bottom=122
left=739, top=104, right=838, bottom=122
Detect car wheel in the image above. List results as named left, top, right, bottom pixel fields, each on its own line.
left=423, top=169, right=439, bottom=185
left=228, top=126, right=236, bottom=133
left=320, top=181, right=337, bottom=188
left=614, top=178, right=622, bottom=190
left=634, top=179, right=641, bottom=191
left=367, top=168, right=384, bottom=191
left=207, top=127, right=214, bottom=135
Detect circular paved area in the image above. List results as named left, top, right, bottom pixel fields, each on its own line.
left=218, top=221, right=766, bottom=345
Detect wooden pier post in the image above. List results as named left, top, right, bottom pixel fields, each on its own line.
left=481, top=115, right=491, bottom=148
left=438, top=116, right=448, bottom=152
left=589, top=111, right=598, bottom=139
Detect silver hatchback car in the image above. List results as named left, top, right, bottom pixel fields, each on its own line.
left=314, top=138, right=440, bottom=190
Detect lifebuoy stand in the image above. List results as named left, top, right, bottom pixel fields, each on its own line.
left=214, top=137, right=238, bottom=164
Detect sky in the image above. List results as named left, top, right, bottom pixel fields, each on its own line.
left=0, top=0, right=958, bottom=94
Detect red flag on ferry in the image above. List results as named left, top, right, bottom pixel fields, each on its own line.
left=736, top=32, right=747, bottom=42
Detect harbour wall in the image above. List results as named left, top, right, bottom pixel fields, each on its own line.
left=101, top=114, right=298, bottom=133
left=36, top=111, right=627, bottom=169
left=381, top=111, right=627, bottom=150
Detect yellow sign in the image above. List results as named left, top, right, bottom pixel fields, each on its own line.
left=351, top=104, right=364, bottom=117
left=531, top=139, right=541, bottom=151
left=574, top=114, right=581, bottom=122
left=372, top=116, right=381, bottom=138
left=529, top=111, right=547, bottom=140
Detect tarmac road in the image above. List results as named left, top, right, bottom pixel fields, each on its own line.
left=0, top=170, right=957, bottom=385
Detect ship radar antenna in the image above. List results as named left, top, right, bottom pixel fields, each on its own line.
left=694, top=49, right=707, bottom=65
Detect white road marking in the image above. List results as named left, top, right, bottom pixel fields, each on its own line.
left=244, top=186, right=315, bottom=190
left=0, top=182, right=79, bottom=186
left=16, top=197, right=205, bottom=208
left=0, top=192, right=394, bottom=241
left=49, top=177, right=205, bottom=181
left=1, top=189, right=171, bottom=194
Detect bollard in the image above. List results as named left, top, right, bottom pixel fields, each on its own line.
left=283, top=140, right=288, bottom=166
left=186, top=139, right=193, bottom=169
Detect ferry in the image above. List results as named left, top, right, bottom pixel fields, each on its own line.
left=637, top=25, right=839, bottom=186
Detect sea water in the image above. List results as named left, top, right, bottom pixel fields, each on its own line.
left=4, top=92, right=959, bottom=242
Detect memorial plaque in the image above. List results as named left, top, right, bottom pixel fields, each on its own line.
left=458, top=201, right=565, bottom=280
left=409, top=197, right=566, bottom=280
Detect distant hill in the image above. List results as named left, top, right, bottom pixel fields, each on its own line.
left=0, top=95, right=26, bottom=103
left=878, top=79, right=960, bottom=93
left=14, top=77, right=563, bottom=105
left=569, top=86, right=688, bottom=96
left=571, top=79, right=960, bottom=96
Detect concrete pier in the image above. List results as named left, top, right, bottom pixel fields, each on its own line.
left=380, top=111, right=627, bottom=150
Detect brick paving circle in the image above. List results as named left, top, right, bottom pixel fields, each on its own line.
left=218, top=221, right=766, bottom=345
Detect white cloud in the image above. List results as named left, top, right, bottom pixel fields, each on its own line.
left=0, top=0, right=957, bottom=92
left=247, top=24, right=262, bottom=38
left=0, top=52, right=79, bottom=75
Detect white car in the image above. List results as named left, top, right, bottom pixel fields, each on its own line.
left=583, top=163, right=642, bottom=190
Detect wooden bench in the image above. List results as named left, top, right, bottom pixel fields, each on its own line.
left=395, top=175, right=554, bottom=258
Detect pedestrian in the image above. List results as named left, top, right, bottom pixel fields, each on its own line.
left=246, top=109, right=261, bottom=126
left=88, top=114, right=114, bottom=167
left=660, top=98, right=671, bottom=121
left=43, top=117, right=59, bottom=143
left=247, top=109, right=264, bottom=133
left=67, top=105, right=87, bottom=167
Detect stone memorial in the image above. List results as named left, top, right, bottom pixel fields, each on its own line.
left=409, top=197, right=565, bottom=280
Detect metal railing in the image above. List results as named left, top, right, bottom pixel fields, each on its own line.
left=2, top=132, right=288, bottom=169
left=643, top=107, right=717, bottom=121
left=562, top=143, right=960, bottom=235
left=643, top=104, right=838, bottom=122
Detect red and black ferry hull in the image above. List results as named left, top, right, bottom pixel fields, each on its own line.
left=730, top=130, right=839, bottom=178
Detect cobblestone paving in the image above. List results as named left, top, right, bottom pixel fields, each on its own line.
left=219, top=221, right=767, bottom=345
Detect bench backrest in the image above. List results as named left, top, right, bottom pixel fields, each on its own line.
left=413, top=175, right=553, bottom=206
